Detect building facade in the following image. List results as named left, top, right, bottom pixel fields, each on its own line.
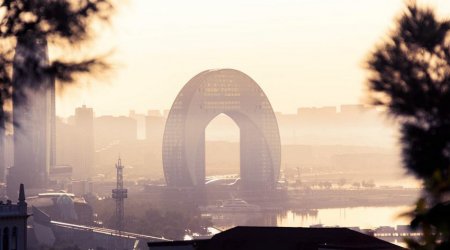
left=8, top=35, right=55, bottom=199
left=162, top=69, right=281, bottom=189
left=0, top=128, right=4, bottom=182
left=0, top=184, right=28, bottom=250
left=73, top=105, right=94, bottom=180
left=146, top=111, right=165, bottom=145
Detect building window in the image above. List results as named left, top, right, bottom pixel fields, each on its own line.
left=3, top=227, right=9, bottom=250
left=12, top=227, right=17, bottom=250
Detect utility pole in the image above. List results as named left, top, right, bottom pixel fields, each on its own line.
left=112, top=158, right=127, bottom=233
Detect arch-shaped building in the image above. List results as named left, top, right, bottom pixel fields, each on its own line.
left=162, top=69, right=281, bottom=189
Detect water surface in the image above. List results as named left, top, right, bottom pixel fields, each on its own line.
left=278, top=206, right=411, bottom=229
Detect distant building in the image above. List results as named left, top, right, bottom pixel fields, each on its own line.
left=129, top=110, right=147, bottom=140
left=27, top=192, right=93, bottom=225
left=2, top=135, right=13, bottom=182
left=0, top=128, right=4, bottom=182
left=73, top=105, right=94, bottom=180
left=163, top=69, right=281, bottom=189
left=8, top=35, right=56, bottom=199
left=297, top=106, right=337, bottom=121
left=147, top=226, right=404, bottom=250
left=146, top=110, right=165, bottom=145
left=48, top=165, right=73, bottom=190
left=55, top=117, right=77, bottom=179
left=340, top=104, right=364, bottom=114
left=147, top=110, right=162, bottom=117
left=30, top=206, right=167, bottom=249
left=94, top=116, right=137, bottom=148
left=0, top=184, right=29, bottom=250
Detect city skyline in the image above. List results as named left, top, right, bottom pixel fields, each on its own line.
left=56, top=103, right=381, bottom=118
left=3, top=1, right=442, bottom=248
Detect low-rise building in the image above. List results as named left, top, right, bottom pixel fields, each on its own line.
left=148, top=226, right=405, bottom=250
left=0, top=184, right=29, bottom=250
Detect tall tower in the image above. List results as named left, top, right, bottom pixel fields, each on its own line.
left=7, top=35, right=55, bottom=199
left=112, top=158, right=127, bottom=232
left=74, top=105, right=94, bottom=180
left=162, top=69, right=281, bottom=189
left=0, top=127, right=5, bottom=182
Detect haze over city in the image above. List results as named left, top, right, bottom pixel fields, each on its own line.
left=2, top=0, right=450, bottom=249
left=56, top=0, right=450, bottom=117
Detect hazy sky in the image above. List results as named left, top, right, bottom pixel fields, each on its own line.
left=55, top=0, right=450, bottom=117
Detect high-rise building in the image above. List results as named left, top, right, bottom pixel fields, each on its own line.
left=162, top=69, right=281, bottom=189
left=0, top=128, right=5, bottom=182
left=7, top=35, right=55, bottom=198
left=73, top=105, right=94, bottom=180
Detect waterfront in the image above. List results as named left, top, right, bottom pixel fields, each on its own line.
left=278, top=206, right=411, bottom=228
left=208, top=206, right=412, bottom=230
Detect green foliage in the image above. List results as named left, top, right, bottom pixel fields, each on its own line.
left=0, top=0, right=115, bottom=127
left=367, top=3, right=450, bottom=249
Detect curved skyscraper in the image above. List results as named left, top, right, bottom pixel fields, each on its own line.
left=162, top=69, right=281, bottom=189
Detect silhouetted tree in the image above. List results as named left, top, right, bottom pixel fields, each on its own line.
left=367, top=3, right=450, bottom=249
left=0, top=0, right=115, bottom=127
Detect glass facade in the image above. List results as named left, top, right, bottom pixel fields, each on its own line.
left=162, top=69, right=281, bottom=189
left=8, top=36, right=55, bottom=198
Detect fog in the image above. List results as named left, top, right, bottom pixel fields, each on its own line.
left=5, top=103, right=409, bottom=188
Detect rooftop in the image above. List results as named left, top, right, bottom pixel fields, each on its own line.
left=148, top=226, right=405, bottom=250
